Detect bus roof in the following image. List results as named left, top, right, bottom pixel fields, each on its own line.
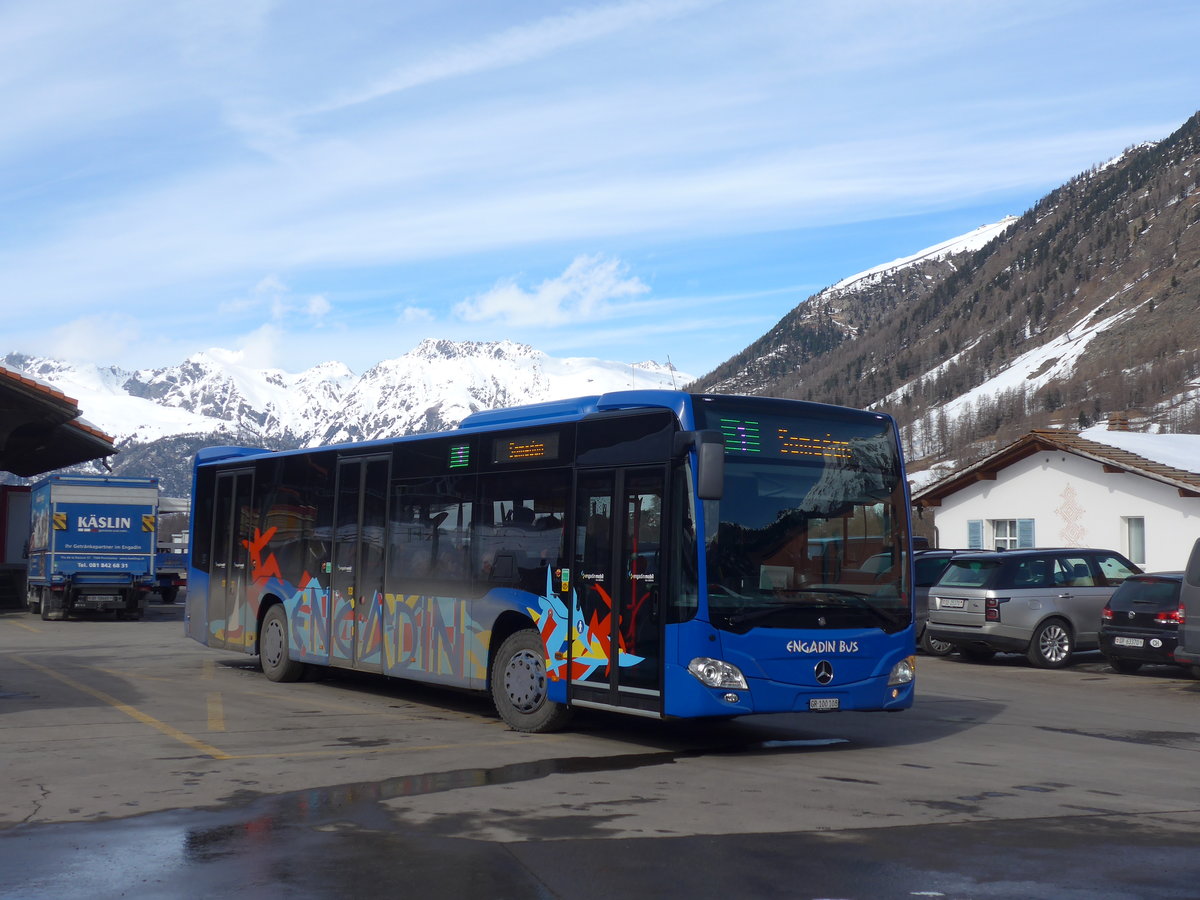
left=194, top=390, right=696, bottom=469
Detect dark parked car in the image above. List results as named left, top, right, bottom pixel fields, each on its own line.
left=913, top=550, right=971, bottom=656
left=852, top=548, right=968, bottom=654
left=926, top=548, right=1142, bottom=668
left=1175, top=539, right=1200, bottom=678
left=1099, top=572, right=1185, bottom=673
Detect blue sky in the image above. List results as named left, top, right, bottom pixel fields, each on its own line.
left=3, top=0, right=1198, bottom=379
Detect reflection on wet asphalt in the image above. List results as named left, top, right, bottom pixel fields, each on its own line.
left=0, top=738, right=856, bottom=899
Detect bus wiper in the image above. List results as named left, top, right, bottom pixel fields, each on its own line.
left=726, top=588, right=904, bottom=631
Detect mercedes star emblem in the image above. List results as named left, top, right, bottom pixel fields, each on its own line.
left=814, top=660, right=834, bottom=685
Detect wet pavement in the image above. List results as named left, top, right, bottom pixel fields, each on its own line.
left=2, top=602, right=1200, bottom=898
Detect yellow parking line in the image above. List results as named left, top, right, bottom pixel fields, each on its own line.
left=207, top=692, right=226, bottom=732
left=13, top=655, right=231, bottom=760
left=7, top=621, right=39, bottom=633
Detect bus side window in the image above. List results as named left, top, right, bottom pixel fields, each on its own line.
left=477, top=472, right=569, bottom=594
left=388, top=477, right=472, bottom=590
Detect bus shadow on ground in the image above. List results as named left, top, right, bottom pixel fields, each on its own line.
left=217, top=657, right=1005, bottom=757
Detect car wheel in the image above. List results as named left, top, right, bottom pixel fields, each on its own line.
left=491, top=629, right=572, bottom=733
left=1028, top=618, right=1073, bottom=668
left=1107, top=656, right=1141, bottom=674
left=260, top=604, right=305, bottom=683
left=920, top=631, right=955, bottom=657
left=959, top=647, right=996, bottom=663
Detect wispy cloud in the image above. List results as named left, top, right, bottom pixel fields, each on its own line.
left=455, top=255, right=649, bottom=326
left=2, top=0, right=1198, bottom=374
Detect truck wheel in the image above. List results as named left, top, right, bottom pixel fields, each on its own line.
left=490, top=629, right=572, bottom=733
left=260, top=604, right=305, bottom=683
left=28, top=587, right=42, bottom=616
left=161, top=586, right=178, bottom=605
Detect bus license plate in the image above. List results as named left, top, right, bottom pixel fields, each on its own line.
left=809, top=697, right=839, bottom=710
left=1113, top=636, right=1144, bottom=648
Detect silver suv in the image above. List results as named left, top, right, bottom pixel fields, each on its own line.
left=925, top=548, right=1142, bottom=668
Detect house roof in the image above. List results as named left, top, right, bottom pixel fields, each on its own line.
left=913, top=428, right=1200, bottom=508
left=0, top=363, right=117, bottom=477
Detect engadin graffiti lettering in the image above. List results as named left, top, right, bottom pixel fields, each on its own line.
left=526, top=569, right=643, bottom=681
left=382, top=594, right=488, bottom=682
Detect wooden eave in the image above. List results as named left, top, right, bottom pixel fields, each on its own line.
left=913, top=429, right=1200, bottom=508
left=0, top=365, right=117, bottom=476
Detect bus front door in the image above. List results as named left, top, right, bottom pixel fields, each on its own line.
left=330, top=455, right=389, bottom=672
left=570, top=468, right=664, bottom=715
left=212, top=469, right=253, bottom=651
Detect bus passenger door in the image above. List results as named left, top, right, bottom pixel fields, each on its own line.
left=570, top=468, right=664, bottom=714
left=212, top=469, right=253, bottom=651
left=330, top=456, right=389, bottom=672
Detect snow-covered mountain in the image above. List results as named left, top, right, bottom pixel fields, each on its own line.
left=692, top=110, right=1200, bottom=487
left=2, top=340, right=689, bottom=493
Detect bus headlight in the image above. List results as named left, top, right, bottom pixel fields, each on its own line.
left=888, top=656, right=916, bottom=686
left=688, top=657, right=748, bottom=690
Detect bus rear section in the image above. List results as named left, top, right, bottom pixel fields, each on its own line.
left=185, top=391, right=915, bottom=732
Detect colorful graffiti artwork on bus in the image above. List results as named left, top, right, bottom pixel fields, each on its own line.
left=527, top=569, right=643, bottom=681
left=381, top=593, right=488, bottom=682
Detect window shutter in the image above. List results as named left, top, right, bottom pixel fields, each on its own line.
left=1017, top=518, right=1035, bottom=548
left=967, top=519, right=983, bottom=549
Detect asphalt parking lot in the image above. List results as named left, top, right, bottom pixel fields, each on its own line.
left=2, top=598, right=1199, bottom=899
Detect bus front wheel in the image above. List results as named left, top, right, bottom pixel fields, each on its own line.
left=491, top=629, right=571, bottom=733
left=260, top=604, right=305, bottom=683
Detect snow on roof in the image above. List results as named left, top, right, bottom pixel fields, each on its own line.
left=1080, top=425, right=1200, bottom=475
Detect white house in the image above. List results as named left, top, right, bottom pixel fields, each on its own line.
left=912, top=425, right=1200, bottom=572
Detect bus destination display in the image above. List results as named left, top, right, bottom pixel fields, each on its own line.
left=492, top=431, right=560, bottom=464
left=718, top=416, right=854, bottom=460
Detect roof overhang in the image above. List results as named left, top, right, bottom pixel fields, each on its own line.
left=913, top=429, right=1200, bottom=508
left=0, top=365, right=116, bottom=477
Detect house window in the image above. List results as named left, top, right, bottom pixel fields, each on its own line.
left=1123, top=516, right=1146, bottom=566
left=971, top=518, right=1034, bottom=550
left=992, top=519, right=1019, bottom=550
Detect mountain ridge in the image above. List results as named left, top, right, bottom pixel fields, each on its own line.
left=2, top=340, right=688, bottom=494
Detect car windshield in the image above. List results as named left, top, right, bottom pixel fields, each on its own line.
left=1110, top=576, right=1182, bottom=610
left=938, top=559, right=1003, bottom=589
left=915, top=556, right=954, bottom=587
left=694, top=399, right=910, bottom=634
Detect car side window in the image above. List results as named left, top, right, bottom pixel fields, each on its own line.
left=1055, top=555, right=1095, bottom=587
left=1010, top=556, right=1053, bottom=588
left=1095, top=553, right=1139, bottom=586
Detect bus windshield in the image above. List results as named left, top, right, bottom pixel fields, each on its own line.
left=695, top=399, right=909, bottom=634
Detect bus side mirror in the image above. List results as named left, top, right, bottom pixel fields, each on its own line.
left=676, top=430, right=724, bottom=500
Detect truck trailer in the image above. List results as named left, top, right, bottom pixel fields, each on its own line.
left=26, top=475, right=159, bottom=621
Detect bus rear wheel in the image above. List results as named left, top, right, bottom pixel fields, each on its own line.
left=260, top=604, right=305, bottom=683
left=491, top=629, right=571, bottom=733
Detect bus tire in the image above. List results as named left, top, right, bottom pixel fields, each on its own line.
left=491, top=629, right=572, bottom=733
left=260, top=604, right=305, bottom=683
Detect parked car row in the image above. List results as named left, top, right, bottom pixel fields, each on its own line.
left=922, top=544, right=1200, bottom=676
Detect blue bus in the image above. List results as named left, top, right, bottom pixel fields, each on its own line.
left=185, top=391, right=915, bottom=732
